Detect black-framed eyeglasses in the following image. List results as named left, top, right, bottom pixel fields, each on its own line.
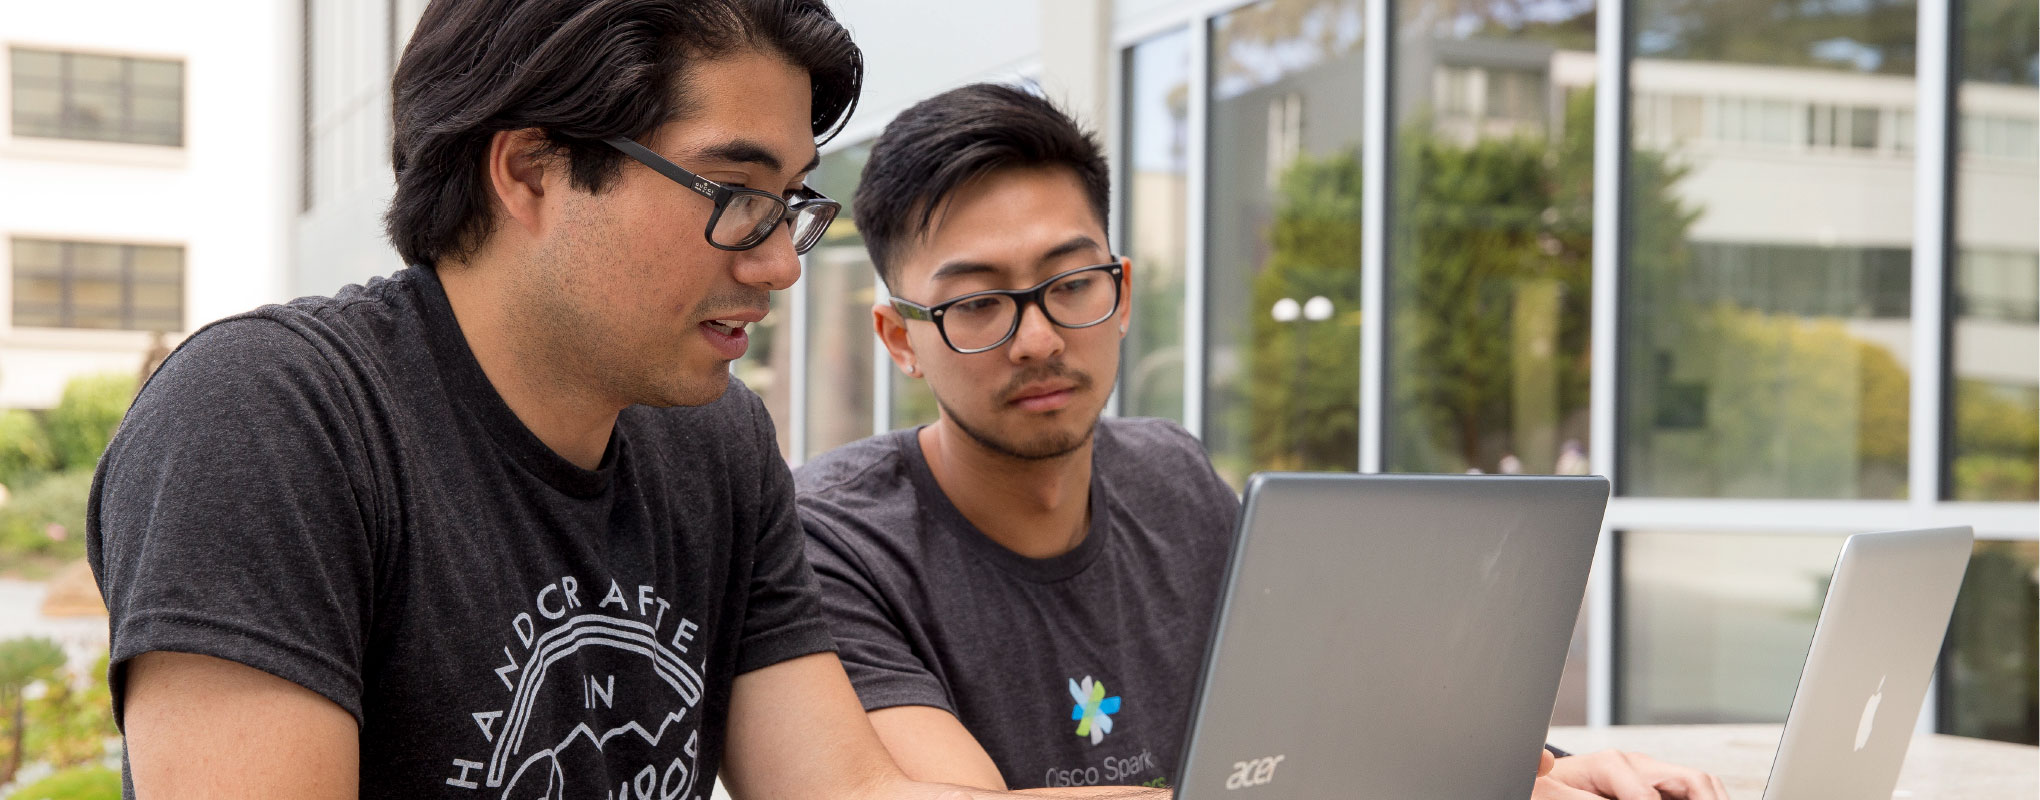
left=604, top=136, right=840, bottom=254
left=891, top=261, right=1124, bottom=354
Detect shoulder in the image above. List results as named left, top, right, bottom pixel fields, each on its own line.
left=1094, top=416, right=1239, bottom=514
left=791, top=431, right=922, bottom=556
left=1096, top=416, right=1212, bottom=470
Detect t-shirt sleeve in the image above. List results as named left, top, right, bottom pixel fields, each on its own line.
left=799, top=507, right=953, bottom=714
left=729, top=390, right=837, bottom=675
left=88, top=318, right=378, bottom=727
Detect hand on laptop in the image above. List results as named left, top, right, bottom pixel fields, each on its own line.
left=1535, top=749, right=1730, bottom=799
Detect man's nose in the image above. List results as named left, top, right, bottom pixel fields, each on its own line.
left=1006, top=301, right=1066, bottom=362
left=735, top=229, right=802, bottom=291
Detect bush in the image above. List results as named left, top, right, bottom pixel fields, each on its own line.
left=41, top=376, right=135, bottom=474
left=0, top=413, right=55, bottom=492
left=4, top=766, right=118, bottom=800
left=0, top=470, right=94, bottom=577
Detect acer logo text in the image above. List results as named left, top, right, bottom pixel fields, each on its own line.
left=1224, top=755, right=1285, bottom=790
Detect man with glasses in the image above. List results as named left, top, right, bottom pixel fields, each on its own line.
left=797, top=83, right=1728, bottom=799
left=88, top=3, right=1159, bottom=798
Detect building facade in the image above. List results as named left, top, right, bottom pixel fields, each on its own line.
left=1, top=0, right=296, bottom=409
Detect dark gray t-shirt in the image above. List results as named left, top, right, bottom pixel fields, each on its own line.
left=796, top=418, right=1238, bottom=790
left=88, top=267, right=833, bottom=798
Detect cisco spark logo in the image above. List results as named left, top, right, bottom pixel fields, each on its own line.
left=1068, top=676, right=1122, bottom=745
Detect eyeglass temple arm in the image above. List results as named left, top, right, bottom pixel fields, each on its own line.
left=604, top=136, right=719, bottom=202
left=891, top=298, right=935, bottom=321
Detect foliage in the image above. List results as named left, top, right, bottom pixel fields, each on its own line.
left=1952, top=382, right=2040, bottom=501
left=0, top=639, right=67, bottom=786
left=1244, top=150, right=1363, bottom=471
left=3, top=766, right=119, bottom=800
left=0, top=414, right=56, bottom=493
left=41, top=376, right=135, bottom=474
left=23, top=653, right=114, bottom=771
left=0, top=471, right=94, bottom=579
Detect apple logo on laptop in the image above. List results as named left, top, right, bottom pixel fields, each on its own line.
left=1854, top=676, right=1885, bottom=752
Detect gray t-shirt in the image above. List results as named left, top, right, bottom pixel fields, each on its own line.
left=88, top=267, right=833, bottom=798
left=796, top=418, right=1238, bottom=790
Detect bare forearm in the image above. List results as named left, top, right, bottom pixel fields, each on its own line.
left=865, top=779, right=1168, bottom=800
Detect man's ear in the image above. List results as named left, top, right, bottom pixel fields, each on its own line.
left=1116, top=256, right=1134, bottom=336
left=874, top=297, right=922, bottom=378
left=485, top=128, right=557, bottom=238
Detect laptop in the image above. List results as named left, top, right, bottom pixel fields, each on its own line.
left=1760, top=526, right=1974, bottom=800
left=1172, top=473, right=1608, bottom=799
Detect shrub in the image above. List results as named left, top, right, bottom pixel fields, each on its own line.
left=4, top=766, right=118, bottom=800
left=0, top=470, right=94, bottom=576
left=42, top=376, right=135, bottom=474
left=0, top=413, right=55, bottom=492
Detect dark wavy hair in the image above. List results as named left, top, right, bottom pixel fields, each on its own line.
left=384, top=0, right=862, bottom=267
left=853, top=83, right=1109, bottom=288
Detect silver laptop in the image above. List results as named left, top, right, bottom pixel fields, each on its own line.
left=1761, top=526, right=1974, bottom=800
left=1172, top=473, right=1608, bottom=799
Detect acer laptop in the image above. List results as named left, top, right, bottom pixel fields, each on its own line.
left=1758, top=526, right=1974, bottom=800
left=1172, top=473, right=1608, bottom=799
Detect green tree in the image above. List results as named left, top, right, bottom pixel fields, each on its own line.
left=0, top=639, right=66, bottom=785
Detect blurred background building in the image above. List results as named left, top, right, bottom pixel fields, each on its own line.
left=0, top=0, right=2033, bottom=756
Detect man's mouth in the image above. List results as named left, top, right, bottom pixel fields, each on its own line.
left=703, top=319, right=748, bottom=335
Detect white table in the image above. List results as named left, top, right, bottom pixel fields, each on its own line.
left=1546, top=724, right=2038, bottom=799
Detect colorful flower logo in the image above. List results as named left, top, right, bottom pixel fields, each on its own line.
left=1068, top=676, right=1122, bottom=745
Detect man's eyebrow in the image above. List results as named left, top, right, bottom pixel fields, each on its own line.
left=929, top=235, right=1108, bottom=284
left=929, top=260, right=1002, bottom=283
left=1040, top=235, right=1106, bottom=264
left=691, top=139, right=822, bottom=175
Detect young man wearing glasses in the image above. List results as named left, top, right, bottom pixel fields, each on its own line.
left=88, top=3, right=1161, bottom=798
left=796, top=84, right=1729, bottom=800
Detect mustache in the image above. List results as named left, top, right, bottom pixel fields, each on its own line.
left=692, top=287, right=771, bottom=319
left=997, top=361, right=1093, bottom=404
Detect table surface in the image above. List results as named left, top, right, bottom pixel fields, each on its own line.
left=1545, top=724, right=2037, bottom=800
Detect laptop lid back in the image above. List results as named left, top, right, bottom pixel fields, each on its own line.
left=1173, top=473, right=1608, bottom=799
left=1761, top=526, right=1974, bottom=800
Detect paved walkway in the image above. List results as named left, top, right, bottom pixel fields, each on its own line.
left=0, top=578, right=108, bottom=669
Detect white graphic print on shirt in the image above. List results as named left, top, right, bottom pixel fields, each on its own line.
left=443, top=575, right=710, bottom=800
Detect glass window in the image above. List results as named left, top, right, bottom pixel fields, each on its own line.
left=1205, top=0, right=1367, bottom=485
left=9, top=47, right=184, bottom=147
left=1387, top=0, right=1597, bottom=478
left=1618, top=531, right=1847, bottom=723
left=733, top=290, right=794, bottom=459
left=9, top=238, right=184, bottom=331
left=1935, top=540, right=2038, bottom=744
left=1119, top=28, right=1193, bottom=423
left=803, top=143, right=877, bottom=460
left=1620, top=0, right=1916, bottom=499
left=1947, top=0, right=2039, bottom=502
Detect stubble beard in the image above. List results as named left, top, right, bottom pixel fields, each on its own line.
left=933, top=362, right=1101, bottom=461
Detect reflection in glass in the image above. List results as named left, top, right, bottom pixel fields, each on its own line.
left=804, top=143, right=876, bottom=460
left=1121, top=29, right=1193, bottom=423
left=1948, top=0, right=2039, bottom=501
left=1621, top=0, right=1917, bottom=498
left=1387, top=0, right=1597, bottom=477
left=890, top=315, right=941, bottom=429
left=1206, top=0, right=1366, bottom=485
left=1618, top=531, right=1846, bottom=723
left=1936, top=540, right=2038, bottom=744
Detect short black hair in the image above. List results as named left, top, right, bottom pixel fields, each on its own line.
left=385, top=0, right=862, bottom=268
left=853, top=83, right=1109, bottom=287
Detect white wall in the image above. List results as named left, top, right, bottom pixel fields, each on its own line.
left=824, top=0, right=1044, bottom=142
left=0, top=0, right=296, bottom=408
